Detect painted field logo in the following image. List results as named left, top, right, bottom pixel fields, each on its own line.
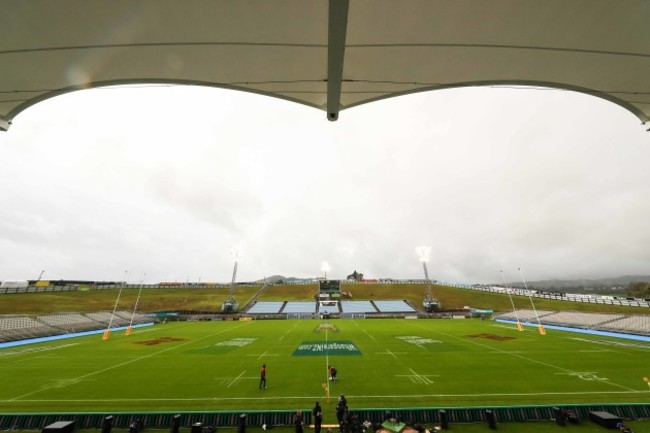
left=315, top=323, right=338, bottom=332
left=293, top=340, right=361, bottom=356
left=215, top=338, right=258, bottom=347
left=135, top=337, right=186, bottom=346
left=396, top=336, right=442, bottom=346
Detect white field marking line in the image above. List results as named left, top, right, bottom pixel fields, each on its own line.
left=362, top=329, right=376, bottom=340
left=555, top=372, right=610, bottom=383
left=0, top=343, right=79, bottom=357
left=491, top=325, right=525, bottom=331
left=25, top=355, right=67, bottom=362
left=227, top=370, right=250, bottom=388
left=567, top=337, right=650, bottom=351
left=579, top=349, right=611, bottom=353
left=414, top=324, right=638, bottom=392
left=325, top=329, right=330, bottom=397
left=278, top=323, right=298, bottom=341
left=214, top=374, right=257, bottom=387
left=6, top=389, right=650, bottom=404
left=395, top=368, right=439, bottom=385
left=375, top=349, right=406, bottom=359
left=246, top=351, right=279, bottom=359
left=244, top=353, right=279, bottom=357
left=9, top=323, right=248, bottom=402
left=130, top=327, right=159, bottom=334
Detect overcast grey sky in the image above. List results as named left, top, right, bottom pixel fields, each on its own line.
left=0, top=85, right=648, bottom=284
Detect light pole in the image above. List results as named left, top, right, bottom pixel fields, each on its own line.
left=321, top=261, right=331, bottom=280
left=416, top=246, right=440, bottom=311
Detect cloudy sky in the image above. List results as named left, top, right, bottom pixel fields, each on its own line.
left=0, top=85, right=648, bottom=284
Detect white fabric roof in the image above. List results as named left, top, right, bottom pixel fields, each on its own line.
left=2, top=0, right=649, bottom=131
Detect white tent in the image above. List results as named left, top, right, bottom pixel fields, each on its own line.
left=2, top=0, right=649, bottom=131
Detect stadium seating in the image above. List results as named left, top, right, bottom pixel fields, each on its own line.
left=247, top=302, right=285, bottom=314
left=282, top=302, right=316, bottom=313
left=373, top=300, right=416, bottom=313
left=340, top=301, right=377, bottom=313
left=599, top=315, right=650, bottom=335
left=495, top=309, right=649, bottom=335
left=0, top=315, right=58, bottom=342
left=37, top=313, right=103, bottom=332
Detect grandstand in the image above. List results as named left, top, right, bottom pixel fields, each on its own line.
left=598, top=315, right=650, bottom=335
left=0, top=311, right=154, bottom=343
left=496, top=309, right=649, bottom=335
left=0, top=315, right=57, bottom=342
left=246, top=301, right=284, bottom=314
left=373, top=300, right=416, bottom=313
left=340, top=301, right=377, bottom=313
left=282, top=301, right=316, bottom=314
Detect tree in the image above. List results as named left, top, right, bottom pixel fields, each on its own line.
left=627, top=281, right=650, bottom=298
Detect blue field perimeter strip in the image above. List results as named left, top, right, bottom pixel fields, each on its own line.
left=0, top=323, right=155, bottom=349
left=495, top=319, right=650, bottom=342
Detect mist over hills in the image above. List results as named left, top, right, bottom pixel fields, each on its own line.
left=503, top=275, right=650, bottom=292
left=258, top=275, right=650, bottom=294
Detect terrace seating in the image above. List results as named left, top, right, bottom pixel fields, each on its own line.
left=37, top=312, right=102, bottom=332
left=0, top=315, right=59, bottom=342
left=499, top=309, right=555, bottom=322
left=340, top=301, right=377, bottom=313
left=495, top=309, right=650, bottom=335
left=85, top=311, right=130, bottom=326
left=282, top=302, right=316, bottom=314
left=373, top=300, right=416, bottom=313
left=541, top=311, right=624, bottom=329
left=598, top=315, right=650, bottom=335
left=114, top=310, right=154, bottom=325
left=247, top=301, right=285, bottom=314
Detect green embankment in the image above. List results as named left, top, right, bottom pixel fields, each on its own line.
left=0, top=283, right=647, bottom=315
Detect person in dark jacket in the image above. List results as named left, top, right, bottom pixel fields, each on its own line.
left=313, top=402, right=323, bottom=433
left=294, top=410, right=304, bottom=433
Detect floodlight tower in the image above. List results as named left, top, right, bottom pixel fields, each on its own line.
left=416, top=246, right=440, bottom=311
left=222, top=246, right=241, bottom=313
left=321, top=261, right=331, bottom=280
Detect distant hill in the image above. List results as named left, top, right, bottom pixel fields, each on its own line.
left=504, top=275, right=650, bottom=293
left=256, top=275, right=286, bottom=284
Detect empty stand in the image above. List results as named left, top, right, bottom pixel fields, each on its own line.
left=373, top=300, right=416, bottom=313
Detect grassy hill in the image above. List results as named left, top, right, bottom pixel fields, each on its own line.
left=0, top=282, right=648, bottom=315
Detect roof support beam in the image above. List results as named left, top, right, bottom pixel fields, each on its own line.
left=0, top=117, right=10, bottom=132
left=327, top=0, right=350, bottom=121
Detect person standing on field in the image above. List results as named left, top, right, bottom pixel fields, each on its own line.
left=294, top=410, right=304, bottom=433
left=260, top=364, right=267, bottom=389
left=313, top=402, right=323, bottom=433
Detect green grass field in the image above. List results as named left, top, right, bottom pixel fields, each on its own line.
left=1, top=318, right=649, bottom=421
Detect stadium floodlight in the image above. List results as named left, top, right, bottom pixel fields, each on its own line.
left=415, top=246, right=431, bottom=262
left=223, top=245, right=242, bottom=313
left=321, top=261, right=331, bottom=279
left=416, top=246, right=440, bottom=311
left=229, top=245, right=242, bottom=261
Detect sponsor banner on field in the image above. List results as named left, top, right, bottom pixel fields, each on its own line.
left=396, top=336, right=442, bottom=346
left=293, top=340, right=362, bottom=356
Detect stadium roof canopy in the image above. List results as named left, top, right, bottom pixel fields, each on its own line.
left=2, top=0, right=650, bottom=131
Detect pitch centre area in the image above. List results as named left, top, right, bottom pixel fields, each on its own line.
left=0, top=319, right=648, bottom=413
